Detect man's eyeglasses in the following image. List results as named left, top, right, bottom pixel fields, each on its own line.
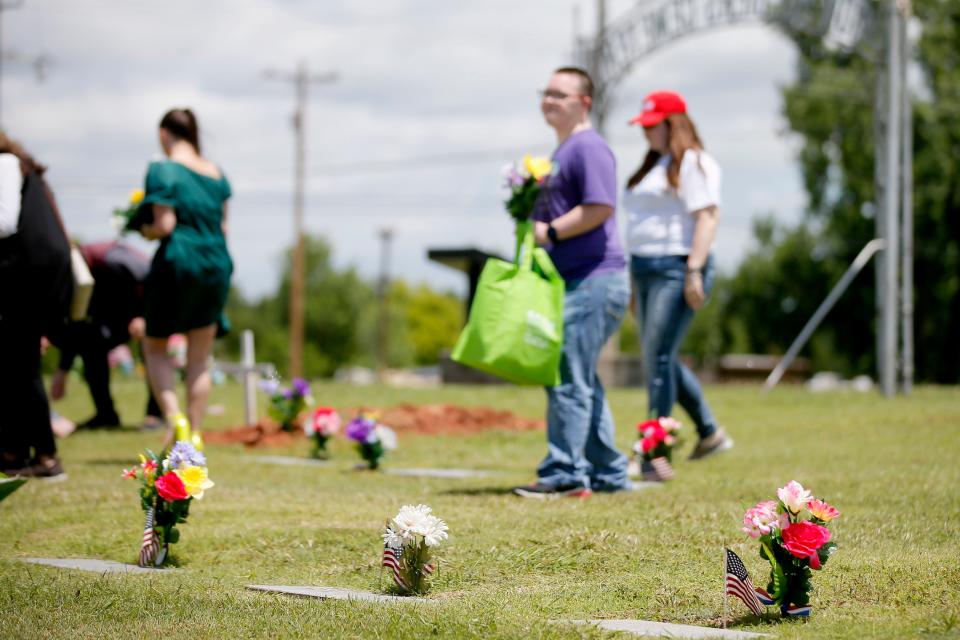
left=538, top=89, right=582, bottom=101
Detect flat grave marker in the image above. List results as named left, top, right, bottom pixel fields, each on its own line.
left=21, top=557, right=171, bottom=574
left=247, top=585, right=432, bottom=604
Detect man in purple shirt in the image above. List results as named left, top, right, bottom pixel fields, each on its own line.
left=513, top=67, right=631, bottom=498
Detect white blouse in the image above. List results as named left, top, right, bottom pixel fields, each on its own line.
left=622, top=148, right=721, bottom=257
left=0, top=153, right=23, bottom=239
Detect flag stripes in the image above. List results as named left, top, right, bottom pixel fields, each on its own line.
left=724, top=548, right=765, bottom=616
left=754, top=586, right=776, bottom=606
left=784, top=604, right=812, bottom=617
left=138, top=506, right=161, bottom=568
left=382, top=546, right=409, bottom=589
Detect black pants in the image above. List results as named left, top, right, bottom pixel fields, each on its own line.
left=0, top=316, right=57, bottom=464
left=74, top=323, right=161, bottom=421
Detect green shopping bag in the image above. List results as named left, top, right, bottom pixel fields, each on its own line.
left=451, top=221, right=564, bottom=386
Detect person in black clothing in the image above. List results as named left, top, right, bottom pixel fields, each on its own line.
left=0, top=132, right=71, bottom=479
left=48, top=241, right=162, bottom=429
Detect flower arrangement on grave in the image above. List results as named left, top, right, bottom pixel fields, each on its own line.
left=345, top=411, right=397, bottom=470
left=381, top=504, right=448, bottom=595
left=123, top=440, right=214, bottom=567
left=741, top=480, right=840, bottom=617
left=111, top=188, right=147, bottom=233
left=631, top=416, right=683, bottom=482
left=502, top=155, right=554, bottom=222
left=261, top=377, right=313, bottom=431
left=304, top=406, right=340, bottom=459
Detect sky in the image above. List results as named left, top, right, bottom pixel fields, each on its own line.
left=3, top=0, right=806, bottom=300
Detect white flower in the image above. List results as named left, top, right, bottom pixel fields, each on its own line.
left=382, top=526, right=406, bottom=550
left=420, top=515, right=449, bottom=547
left=376, top=425, right=398, bottom=450
left=393, top=504, right=433, bottom=534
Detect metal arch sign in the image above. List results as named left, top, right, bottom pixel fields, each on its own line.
left=579, top=0, right=876, bottom=87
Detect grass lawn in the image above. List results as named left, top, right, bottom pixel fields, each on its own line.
left=2, top=379, right=959, bottom=639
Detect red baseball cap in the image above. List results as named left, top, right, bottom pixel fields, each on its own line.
left=628, top=90, right=687, bottom=127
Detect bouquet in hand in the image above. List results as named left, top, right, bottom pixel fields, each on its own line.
left=261, top=377, right=313, bottom=432
left=742, top=481, right=840, bottom=616
left=111, top=189, right=150, bottom=233
left=502, top=155, right=554, bottom=222
left=381, top=504, right=448, bottom=595
left=122, top=441, right=214, bottom=567
left=631, top=416, right=683, bottom=482
left=345, top=411, right=397, bottom=470
left=305, top=406, right=340, bottom=459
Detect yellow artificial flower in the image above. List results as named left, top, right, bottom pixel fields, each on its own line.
left=129, top=189, right=145, bottom=205
left=523, top=155, right=553, bottom=181
left=174, top=465, right=215, bottom=499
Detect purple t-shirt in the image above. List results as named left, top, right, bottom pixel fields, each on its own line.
left=533, top=129, right=626, bottom=282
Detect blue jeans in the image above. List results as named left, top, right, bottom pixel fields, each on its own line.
left=538, top=271, right=630, bottom=491
left=631, top=255, right=717, bottom=439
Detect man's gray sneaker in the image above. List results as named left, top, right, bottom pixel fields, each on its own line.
left=688, top=427, right=734, bottom=460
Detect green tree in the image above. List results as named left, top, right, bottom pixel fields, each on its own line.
left=221, top=236, right=374, bottom=378
left=220, top=235, right=465, bottom=376
left=723, top=1, right=960, bottom=381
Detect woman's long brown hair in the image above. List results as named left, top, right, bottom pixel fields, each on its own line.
left=0, top=131, right=45, bottom=176
left=626, top=112, right=704, bottom=190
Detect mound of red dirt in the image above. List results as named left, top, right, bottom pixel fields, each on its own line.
left=203, top=404, right=544, bottom=448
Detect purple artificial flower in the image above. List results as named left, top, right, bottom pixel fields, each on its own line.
left=259, top=379, right=280, bottom=395
left=282, top=387, right=294, bottom=399
left=345, top=417, right=376, bottom=442
left=292, top=377, right=311, bottom=396
left=168, top=441, right=206, bottom=468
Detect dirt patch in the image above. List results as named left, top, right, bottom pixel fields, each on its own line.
left=204, top=404, right=544, bottom=448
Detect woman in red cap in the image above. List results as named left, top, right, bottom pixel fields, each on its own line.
left=623, top=90, right=733, bottom=466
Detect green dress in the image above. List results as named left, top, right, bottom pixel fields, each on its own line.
left=141, top=160, right=233, bottom=338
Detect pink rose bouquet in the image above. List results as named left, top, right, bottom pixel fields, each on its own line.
left=305, top=406, right=340, bottom=459
left=630, top=416, right=683, bottom=481
left=741, top=480, right=840, bottom=616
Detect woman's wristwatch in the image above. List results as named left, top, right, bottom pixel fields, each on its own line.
left=685, top=264, right=702, bottom=276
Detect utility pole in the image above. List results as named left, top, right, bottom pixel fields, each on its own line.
left=376, top=228, right=394, bottom=380
left=263, top=60, right=338, bottom=378
left=591, top=0, right=608, bottom=135
left=875, top=0, right=903, bottom=397
left=898, top=0, right=914, bottom=395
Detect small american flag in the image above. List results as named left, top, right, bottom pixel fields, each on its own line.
left=138, top=506, right=161, bottom=568
left=725, top=548, right=765, bottom=616
left=382, top=545, right=409, bottom=589
left=641, top=456, right=675, bottom=482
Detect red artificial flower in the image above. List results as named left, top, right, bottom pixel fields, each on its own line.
left=636, top=419, right=660, bottom=434
left=141, top=459, right=157, bottom=473
left=780, top=521, right=831, bottom=567
left=155, top=471, right=189, bottom=501
left=121, top=467, right=137, bottom=480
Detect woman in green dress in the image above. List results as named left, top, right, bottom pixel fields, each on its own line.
left=137, top=108, right=232, bottom=447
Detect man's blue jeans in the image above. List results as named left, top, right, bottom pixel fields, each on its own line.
left=630, top=255, right=717, bottom=439
left=537, top=271, right=630, bottom=491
